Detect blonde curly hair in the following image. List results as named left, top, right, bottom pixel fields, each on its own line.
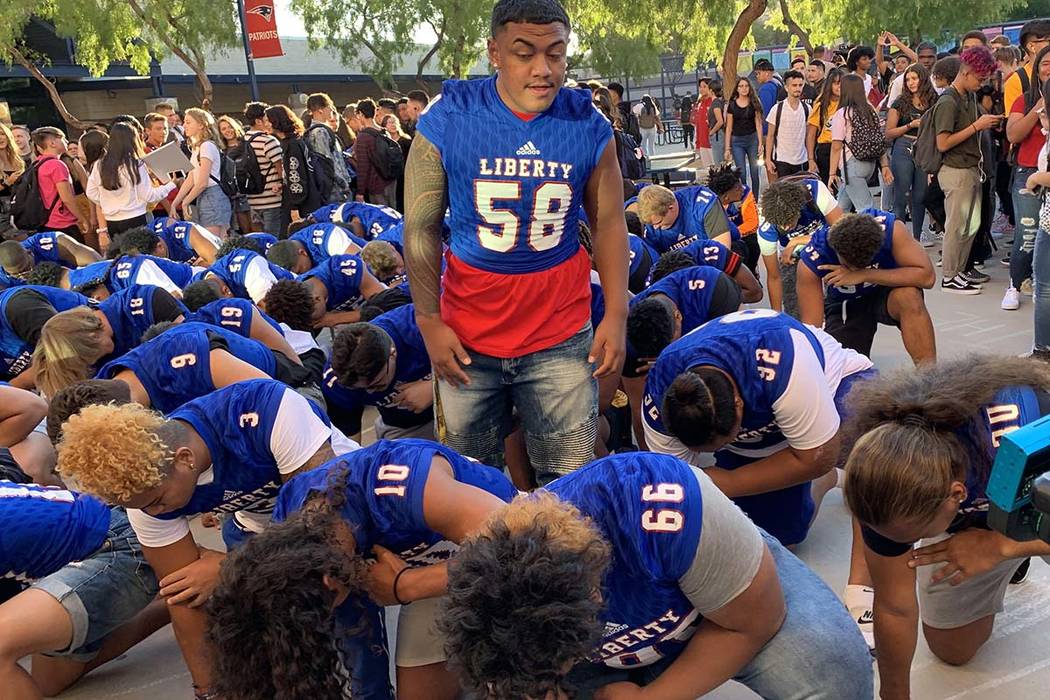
left=57, top=402, right=173, bottom=502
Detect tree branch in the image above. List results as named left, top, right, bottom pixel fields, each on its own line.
left=7, top=46, right=93, bottom=131
left=127, top=0, right=213, bottom=107
left=722, top=0, right=768, bottom=88
left=778, top=0, right=813, bottom=56
left=417, top=20, right=445, bottom=89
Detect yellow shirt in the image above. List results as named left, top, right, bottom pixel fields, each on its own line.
left=1003, top=63, right=1034, bottom=116
left=809, top=98, right=839, bottom=144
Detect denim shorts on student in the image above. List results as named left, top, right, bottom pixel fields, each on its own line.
left=31, top=508, right=158, bottom=662
left=192, top=184, right=233, bottom=228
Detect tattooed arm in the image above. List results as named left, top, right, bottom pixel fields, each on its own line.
left=404, top=133, right=472, bottom=386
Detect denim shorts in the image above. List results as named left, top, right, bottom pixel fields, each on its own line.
left=435, top=322, right=597, bottom=485
left=192, top=184, right=233, bottom=228
left=31, top=508, right=158, bottom=662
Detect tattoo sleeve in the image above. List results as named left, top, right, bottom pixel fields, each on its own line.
left=404, top=133, right=449, bottom=317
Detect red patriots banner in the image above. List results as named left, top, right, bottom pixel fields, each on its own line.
left=244, top=0, right=284, bottom=59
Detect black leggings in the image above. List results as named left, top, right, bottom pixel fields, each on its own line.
left=107, top=214, right=149, bottom=236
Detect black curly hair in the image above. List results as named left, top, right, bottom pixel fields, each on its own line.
left=828, top=212, right=885, bottom=269
left=262, top=279, right=315, bottom=332
left=440, top=493, right=609, bottom=699
left=116, top=227, right=162, bottom=257
left=140, top=321, right=178, bottom=343
left=206, top=505, right=367, bottom=700
left=706, top=162, right=742, bottom=197
left=26, top=261, right=65, bottom=288
left=650, top=250, right=696, bottom=283
left=626, top=296, right=676, bottom=358
left=760, top=179, right=811, bottom=230
left=47, top=379, right=132, bottom=444
left=624, top=211, right=643, bottom=237
left=330, top=323, right=392, bottom=388
left=181, top=279, right=223, bottom=312
left=216, top=234, right=264, bottom=259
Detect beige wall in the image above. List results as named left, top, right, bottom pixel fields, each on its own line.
left=58, top=79, right=445, bottom=123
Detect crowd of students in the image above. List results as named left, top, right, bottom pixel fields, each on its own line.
left=0, top=3, right=1049, bottom=700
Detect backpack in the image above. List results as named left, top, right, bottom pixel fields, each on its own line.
left=9, top=157, right=59, bottom=231
left=616, top=131, right=645, bottom=180
left=638, top=102, right=658, bottom=129
left=208, top=152, right=240, bottom=199
left=230, top=134, right=269, bottom=196
left=912, top=91, right=966, bottom=175
left=770, top=100, right=810, bottom=163
left=843, top=107, right=886, bottom=162
left=306, top=150, right=335, bottom=204
left=370, top=130, right=405, bottom=181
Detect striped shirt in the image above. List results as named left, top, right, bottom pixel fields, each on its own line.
left=244, top=130, right=283, bottom=210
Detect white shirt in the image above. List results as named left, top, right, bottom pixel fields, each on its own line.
left=126, top=388, right=332, bottom=547
left=191, top=140, right=222, bottom=186
left=242, top=255, right=279, bottom=304
left=86, top=162, right=176, bottom=222
left=765, top=99, right=809, bottom=165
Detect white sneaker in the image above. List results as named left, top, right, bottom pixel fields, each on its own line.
left=845, top=585, right=875, bottom=653
left=919, top=230, right=935, bottom=248
left=1002, top=287, right=1021, bottom=310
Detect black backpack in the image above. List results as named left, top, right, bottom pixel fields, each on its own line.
left=371, top=131, right=405, bottom=181
left=616, top=131, right=645, bottom=180
left=229, top=134, right=268, bottom=196
left=209, top=153, right=240, bottom=199
left=306, top=150, right=335, bottom=205
left=9, top=158, right=59, bottom=231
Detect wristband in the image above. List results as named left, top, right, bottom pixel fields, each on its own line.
left=97, top=227, right=108, bottom=233
left=193, top=686, right=218, bottom=700
left=392, top=567, right=411, bottom=605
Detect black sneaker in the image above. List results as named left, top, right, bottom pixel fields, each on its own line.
left=962, top=269, right=990, bottom=285
left=1010, top=558, right=1031, bottom=584
left=1002, top=255, right=1011, bottom=266
left=941, top=275, right=982, bottom=295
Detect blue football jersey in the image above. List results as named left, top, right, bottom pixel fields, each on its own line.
left=674, top=238, right=738, bottom=273
left=187, top=298, right=283, bottom=338
left=154, top=379, right=329, bottom=523
left=800, top=208, right=898, bottom=304
left=590, top=279, right=606, bottom=328
left=374, top=222, right=405, bottom=253
left=0, top=482, right=111, bottom=582
left=757, top=178, right=833, bottom=253
left=151, top=218, right=204, bottom=262
left=302, top=255, right=367, bottom=312
left=274, top=439, right=512, bottom=700
left=96, top=322, right=277, bottom=414
left=643, top=310, right=825, bottom=452
left=322, top=304, right=432, bottom=428
left=628, top=233, right=658, bottom=281
left=632, top=267, right=726, bottom=333
left=206, top=250, right=294, bottom=300
left=416, top=75, right=613, bottom=274
left=98, top=284, right=189, bottom=360
left=545, top=453, right=704, bottom=668
left=246, top=233, right=279, bottom=254
left=110, top=255, right=196, bottom=291
left=22, top=232, right=65, bottom=266
left=68, top=261, right=112, bottom=293
left=0, top=286, right=89, bottom=378
left=725, top=185, right=752, bottom=229
left=642, top=187, right=738, bottom=254
left=313, top=202, right=403, bottom=239
left=0, top=269, right=25, bottom=291
left=275, top=438, right=515, bottom=560
left=290, top=224, right=367, bottom=265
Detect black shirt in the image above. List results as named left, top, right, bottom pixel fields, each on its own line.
left=728, top=100, right=758, bottom=136
left=5, top=289, right=59, bottom=347
left=890, top=96, right=930, bottom=138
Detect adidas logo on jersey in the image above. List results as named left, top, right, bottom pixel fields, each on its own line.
left=515, top=140, right=541, bottom=156
left=603, top=622, right=628, bottom=637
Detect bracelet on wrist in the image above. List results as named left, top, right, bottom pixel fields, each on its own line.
left=392, top=567, right=411, bottom=605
